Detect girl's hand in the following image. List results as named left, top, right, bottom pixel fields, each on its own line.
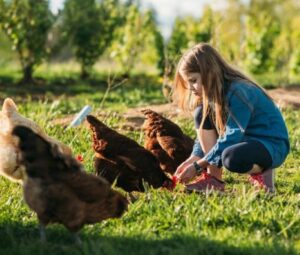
left=174, top=155, right=200, bottom=177
left=174, top=161, right=190, bottom=177
left=176, top=163, right=197, bottom=184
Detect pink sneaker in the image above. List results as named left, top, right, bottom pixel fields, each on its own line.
left=185, top=172, right=225, bottom=192
left=248, top=168, right=275, bottom=193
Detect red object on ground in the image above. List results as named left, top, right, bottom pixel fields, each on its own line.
left=161, top=175, right=178, bottom=191
left=76, top=155, right=84, bottom=162
left=172, top=175, right=178, bottom=189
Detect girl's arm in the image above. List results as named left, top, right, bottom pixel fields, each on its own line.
left=191, top=138, right=205, bottom=158
left=174, top=140, right=202, bottom=176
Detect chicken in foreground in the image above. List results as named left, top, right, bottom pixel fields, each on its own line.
left=12, top=125, right=128, bottom=244
left=86, top=115, right=174, bottom=192
left=142, top=109, right=194, bottom=175
left=0, top=98, right=72, bottom=183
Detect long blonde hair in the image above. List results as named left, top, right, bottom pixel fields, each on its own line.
left=172, top=43, right=269, bottom=135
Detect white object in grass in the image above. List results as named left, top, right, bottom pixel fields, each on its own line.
left=67, top=105, right=92, bottom=129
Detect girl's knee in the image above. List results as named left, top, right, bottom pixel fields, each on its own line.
left=221, top=148, right=243, bottom=173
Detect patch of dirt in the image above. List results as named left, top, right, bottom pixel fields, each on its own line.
left=51, top=86, right=300, bottom=129
left=268, top=85, right=300, bottom=109
left=51, top=115, right=75, bottom=127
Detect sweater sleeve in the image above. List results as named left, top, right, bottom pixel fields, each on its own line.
left=203, top=90, right=253, bottom=167
left=191, top=139, right=205, bottom=158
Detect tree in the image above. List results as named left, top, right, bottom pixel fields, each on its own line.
left=212, top=0, right=245, bottom=64
left=62, top=0, right=122, bottom=79
left=165, top=6, right=214, bottom=79
left=270, top=0, right=300, bottom=82
left=243, top=0, right=281, bottom=74
left=110, top=4, right=149, bottom=77
left=166, top=17, right=189, bottom=73
left=0, top=0, right=53, bottom=83
left=289, top=15, right=300, bottom=75
left=142, top=9, right=165, bottom=76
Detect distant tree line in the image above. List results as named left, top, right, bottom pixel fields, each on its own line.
left=0, top=0, right=299, bottom=84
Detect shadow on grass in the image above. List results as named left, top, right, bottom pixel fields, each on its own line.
left=0, top=75, right=106, bottom=99
left=0, top=221, right=297, bottom=255
left=0, top=74, right=162, bottom=100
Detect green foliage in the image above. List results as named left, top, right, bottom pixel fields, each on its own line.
left=166, top=17, right=189, bottom=67
left=1, top=0, right=300, bottom=85
left=142, top=10, right=165, bottom=76
left=62, top=0, right=122, bottom=79
left=243, top=0, right=281, bottom=74
left=166, top=6, right=214, bottom=78
left=0, top=0, right=53, bottom=83
left=110, top=4, right=159, bottom=77
left=212, top=0, right=245, bottom=64
left=291, top=48, right=300, bottom=74
left=289, top=16, right=300, bottom=75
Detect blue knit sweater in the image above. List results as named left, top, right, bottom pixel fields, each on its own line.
left=191, top=81, right=290, bottom=168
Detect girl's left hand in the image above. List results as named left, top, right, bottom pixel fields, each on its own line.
left=176, top=163, right=197, bottom=184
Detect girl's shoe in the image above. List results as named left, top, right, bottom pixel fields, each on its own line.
left=248, top=168, right=275, bottom=193
left=185, top=172, right=225, bottom=192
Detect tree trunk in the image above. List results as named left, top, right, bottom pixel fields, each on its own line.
left=21, top=64, right=34, bottom=84
left=80, top=66, right=90, bottom=80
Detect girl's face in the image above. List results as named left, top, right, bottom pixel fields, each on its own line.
left=180, top=71, right=202, bottom=97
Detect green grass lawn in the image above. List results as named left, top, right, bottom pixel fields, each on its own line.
left=0, top=72, right=299, bottom=255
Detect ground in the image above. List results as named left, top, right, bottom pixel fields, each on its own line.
left=0, top=78, right=299, bottom=255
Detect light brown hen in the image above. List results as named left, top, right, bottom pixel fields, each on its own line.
left=0, top=98, right=72, bottom=183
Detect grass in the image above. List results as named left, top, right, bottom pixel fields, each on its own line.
left=0, top=69, right=299, bottom=255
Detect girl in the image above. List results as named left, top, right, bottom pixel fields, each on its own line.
left=173, top=43, right=290, bottom=193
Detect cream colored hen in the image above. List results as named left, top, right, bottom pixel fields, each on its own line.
left=0, top=98, right=72, bottom=183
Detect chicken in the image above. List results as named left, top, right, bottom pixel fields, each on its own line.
left=12, top=125, right=128, bottom=244
left=86, top=115, right=173, bottom=192
left=141, top=109, right=194, bottom=175
left=0, top=98, right=72, bottom=183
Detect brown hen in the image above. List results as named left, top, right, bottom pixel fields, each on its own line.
left=12, top=125, right=128, bottom=244
left=141, top=109, right=194, bottom=175
left=86, top=115, right=173, bottom=192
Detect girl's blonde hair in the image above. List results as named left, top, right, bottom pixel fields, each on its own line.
left=172, top=43, right=269, bottom=135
